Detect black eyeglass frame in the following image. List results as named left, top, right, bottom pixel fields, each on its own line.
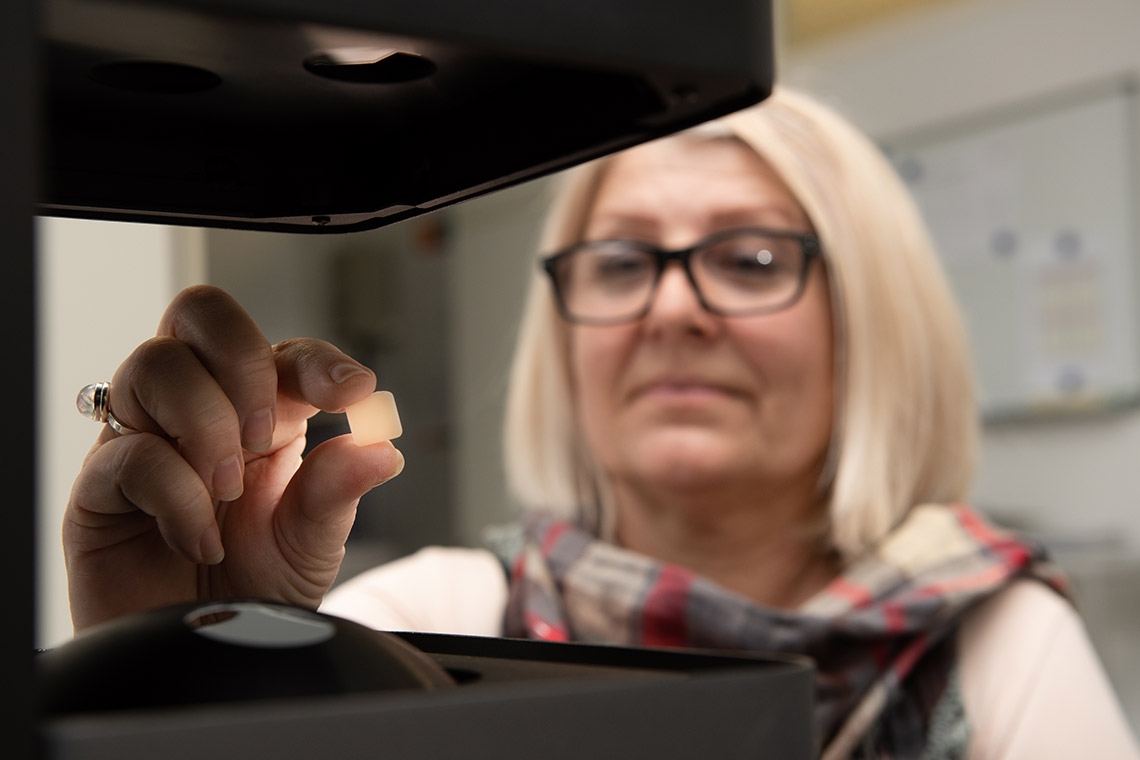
left=540, top=227, right=823, bottom=325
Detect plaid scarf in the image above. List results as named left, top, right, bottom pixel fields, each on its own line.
left=503, top=503, right=1067, bottom=759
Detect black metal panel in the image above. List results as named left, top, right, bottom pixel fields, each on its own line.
left=3, top=0, right=37, bottom=757
left=43, top=631, right=816, bottom=759
left=40, top=0, right=773, bottom=232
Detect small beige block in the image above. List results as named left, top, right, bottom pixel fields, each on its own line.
left=345, top=391, right=403, bottom=446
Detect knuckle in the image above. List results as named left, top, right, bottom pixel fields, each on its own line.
left=168, top=284, right=233, bottom=319
left=275, top=337, right=335, bottom=364
left=233, top=352, right=279, bottom=389
left=162, top=286, right=257, bottom=352
left=117, top=434, right=208, bottom=508
left=129, top=337, right=193, bottom=377
left=97, top=434, right=208, bottom=517
left=195, top=395, right=241, bottom=438
left=108, top=433, right=170, bottom=481
left=72, top=434, right=165, bottom=506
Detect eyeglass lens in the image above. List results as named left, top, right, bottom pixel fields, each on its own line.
left=551, top=231, right=810, bottom=323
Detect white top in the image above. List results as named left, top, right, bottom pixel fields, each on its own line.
left=321, top=546, right=1140, bottom=759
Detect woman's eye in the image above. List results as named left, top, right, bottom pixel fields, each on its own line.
left=708, top=242, right=785, bottom=274
left=599, top=255, right=647, bottom=275
left=590, top=247, right=653, bottom=279
left=735, top=247, right=776, bottom=269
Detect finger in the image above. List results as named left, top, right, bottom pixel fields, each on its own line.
left=157, top=285, right=279, bottom=453
left=67, top=433, right=221, bottom=565
left=273, top=338, right=376, bottom=419
left=110, top=337, right=245, bottom=503
left=274, top=436, right=403, bottom=579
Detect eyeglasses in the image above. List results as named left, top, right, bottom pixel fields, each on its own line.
left=541, top=227, right=822, bottom=325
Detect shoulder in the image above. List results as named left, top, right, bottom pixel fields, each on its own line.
left=320, top=546, right=509, bottom=637
left=957, top=579, right=1139, bottom=759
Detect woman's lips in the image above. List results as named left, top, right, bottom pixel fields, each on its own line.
left=633, top=379, right=743, bottom=404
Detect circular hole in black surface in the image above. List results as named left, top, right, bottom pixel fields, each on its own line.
left=90, top=60, right=222, bottom=94
left=304, top=50, right=437, bottom=83
left=185, top=609, right=238, bottom=628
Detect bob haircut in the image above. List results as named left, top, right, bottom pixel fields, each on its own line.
left=503, top=87, right=977, bottom=560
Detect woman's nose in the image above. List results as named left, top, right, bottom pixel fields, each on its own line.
left=643, top=262, right=717, bottom=330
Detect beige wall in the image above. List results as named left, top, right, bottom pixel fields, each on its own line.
left=36, top=218, right=205, bottom=647
left=443, top=181, right=553, bottom=544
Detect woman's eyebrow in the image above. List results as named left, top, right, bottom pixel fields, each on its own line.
left=708, top=205, right=806, bottom=228
left=584, top=204, right=809, bottom=242
left=583, top=213, right=660, bottom=239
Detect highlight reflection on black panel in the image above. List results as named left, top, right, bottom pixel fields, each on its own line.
left=304, top=49, right=437, bottom=84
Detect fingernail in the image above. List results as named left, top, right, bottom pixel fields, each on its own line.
left=242, top=407, right=275, bottom=452
left=213, top=454, right=244, bottom=502
left=199, top=525, right=225, bottom=565
left=330, top=363, right=370, bottom=384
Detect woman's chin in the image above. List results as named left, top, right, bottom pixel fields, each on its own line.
left=623, top=432, right=750, bottom=487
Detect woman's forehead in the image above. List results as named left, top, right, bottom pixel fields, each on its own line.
left=587, top=136, right=809, bottom=235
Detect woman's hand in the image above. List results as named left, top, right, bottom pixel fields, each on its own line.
left=63, top=285, right=404, bottom=632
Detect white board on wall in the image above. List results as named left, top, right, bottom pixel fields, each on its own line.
left=882, top=79, right=1140, bottom=420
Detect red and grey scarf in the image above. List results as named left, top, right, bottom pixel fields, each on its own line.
left=503, top=503, right=1067, bottom=758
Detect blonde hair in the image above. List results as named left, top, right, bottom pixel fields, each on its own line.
left=503, top=88, right=977, bottom=559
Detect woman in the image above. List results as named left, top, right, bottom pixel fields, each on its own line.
left=64, top=89, right=1137, bottom=757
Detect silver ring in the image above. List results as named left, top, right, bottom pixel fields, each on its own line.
left=76, top=381, right=139, bottom=435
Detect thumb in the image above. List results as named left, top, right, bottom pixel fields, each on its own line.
left=275, top=436, right=404, bottom=571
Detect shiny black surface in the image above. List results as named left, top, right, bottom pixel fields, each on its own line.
left=41, top=0, right=773, bottom=232
left=38, top=601, right=457, bottom=715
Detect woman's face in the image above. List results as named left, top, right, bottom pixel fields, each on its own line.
left=570, top=136, right=834, bottom=508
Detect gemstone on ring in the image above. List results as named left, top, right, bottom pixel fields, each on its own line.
left=76, top=381, right=111, bottom=423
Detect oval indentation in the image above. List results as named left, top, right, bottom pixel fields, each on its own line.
left=185, top=602, right=336, bottom=648
left=304, top=49, right=436, bottom=84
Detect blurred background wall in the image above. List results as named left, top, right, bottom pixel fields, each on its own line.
left=775, top=0, right=1140, bottom=723
left=38, top=0, right=1140, bottom=730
